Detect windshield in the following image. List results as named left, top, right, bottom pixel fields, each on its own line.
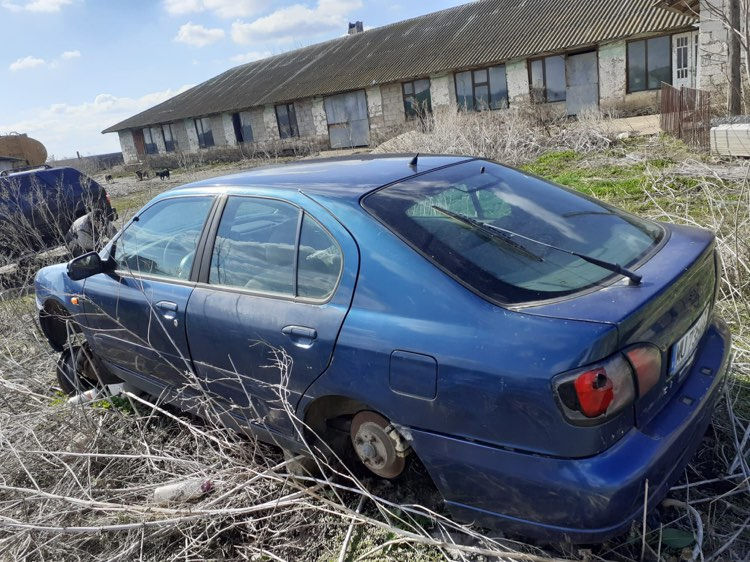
left=362, top=160, right=664, bottom=304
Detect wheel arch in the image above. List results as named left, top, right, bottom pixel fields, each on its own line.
left=38, top=298, right=78, bottom=352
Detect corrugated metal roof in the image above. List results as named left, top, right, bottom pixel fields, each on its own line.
left=103, top=0, right=696, bottom=133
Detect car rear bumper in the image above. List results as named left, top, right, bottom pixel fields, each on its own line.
left=409, top=317, right=731, bottom=543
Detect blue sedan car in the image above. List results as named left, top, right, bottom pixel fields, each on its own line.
left=34, top=155, right=731, bottom=543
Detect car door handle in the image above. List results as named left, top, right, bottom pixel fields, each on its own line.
left=282, top=325, right=317, bottom=342
left=156, top=301, right=178, bottom=312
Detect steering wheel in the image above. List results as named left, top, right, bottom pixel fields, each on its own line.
left=161, top=235, right=189, bottom=275
left=176, top=251, right=195, bottom=279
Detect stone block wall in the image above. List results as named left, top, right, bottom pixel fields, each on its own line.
left=183, top=118, right=200, bottom=152
left=171, top=120, right=190, bottom=153
left=221, top=113, right=237, bottom=146
left=118, top=130, right=138, bottom=163
left=430, top=73, right=456, bottom=108
left=381, top=82, right=406, bottom=127
left=506, top=60, right=530, bottom=102
left=698, top=0, right=730, bottom=98
left=311, top=97, right=329, bottom=139
left=262, top=105, right=280, bottom=140
left=295, top=98, right=317, bottom=139
left=599, top=41, right=627, bottom=113
left=366, top=86, right=385, bottom=132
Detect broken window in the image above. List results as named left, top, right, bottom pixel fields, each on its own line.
left=143, top=127, right=158, bottom=155
left=402, top=79, right=432, bottom=119
left=627, top=36, right=671, bottom=92
left=194, top=117, right=215, bottom=149
left=529, top=55, right=566, bottom=102
left=232, top=112, right=254, bottom=144
left=276, top=103, right=299, bottom=139
left=455, top=65, right=508, bottom=111
left=162, top=123, right=177, bottom=152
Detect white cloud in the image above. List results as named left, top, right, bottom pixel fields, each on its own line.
left=0, top=85, right=194, bottom=158
left=9, top=55, right=45, bottom=71
left=231, top=0, right=362, bottom=44
left=174, top=22, right=225, bottom=47
left=229, top=50, right=272, bottom=64
left=164, top=0, right=263, bottom=19
left=1, top=0, right=73, bottom=12
left=60, top=49, right=81, bottom=59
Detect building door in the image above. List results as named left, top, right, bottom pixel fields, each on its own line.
left=324, top=90, right=370, bottom=149
left=673, top=31, right=698, bottom=89
left=566, top=51, right=599, bottom=116
left=132, top=129, right=146, bottom=157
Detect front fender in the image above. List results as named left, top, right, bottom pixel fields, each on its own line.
left=34, top=262, right=86, bottom=350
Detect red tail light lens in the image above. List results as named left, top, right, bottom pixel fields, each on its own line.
left=105, top=191, right=111, bottom=204
left=554, top=354, right=636, bottom=424
left=625, top=345, right=662, bottom=397
left=573, top=368, right=613, bottom=417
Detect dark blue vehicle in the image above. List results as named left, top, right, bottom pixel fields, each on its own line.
left=0, top=166, right=115, bottom=260
left=34, top=155, right=731, bottom=542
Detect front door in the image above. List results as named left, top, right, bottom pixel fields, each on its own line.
left=185, top=194, right=358, bottom=434
left=82, top=195, right=215, bottom=390
left=132, top=129, right=146, bottom=157
left=673, top=31, right=698, bottom=89
left=566, top=51, right=599, bottom=116
left=324, top=91, right=370, bottom=149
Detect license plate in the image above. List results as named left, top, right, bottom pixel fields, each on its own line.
left=669, top=306, right=711, bottom=376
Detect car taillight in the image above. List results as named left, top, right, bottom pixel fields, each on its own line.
left=625, top=344, right=662, bottom=397
left=104, top=191, right=111, bottom=205
left=553, top=354, right=636, bottom=424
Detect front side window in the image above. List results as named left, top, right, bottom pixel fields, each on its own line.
left=529, top=55, right=566, bottom=102
left=113, top=197, right=213, bottom=280
left=276, top=103, right=299, bottom=139
left=143, top=128, right=158, bottom=155
left=628, top=36, right=671, bottom=92
left=194, top=117, right=215, bottom=148
left=402, top=79, right=432, bottom=119
left=209, top=196, right=342, bottom=299
left=363, top=161, right=663, bottom=305
left=455, top=65, right=508, bottom=111
left=162, top=124, right=177, bottom=152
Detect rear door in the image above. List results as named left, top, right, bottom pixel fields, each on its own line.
left=324, top=91, right=370, bottom=149
left=82, top=195, right=215, bottom=389
left=185, top=194, right=358, bottom=434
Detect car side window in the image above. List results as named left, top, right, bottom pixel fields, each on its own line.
left=113, top=197, right=213, bottom=280
left=297, top=214, right=342, bottom=299
left=210, top=197, right=300, bottom=295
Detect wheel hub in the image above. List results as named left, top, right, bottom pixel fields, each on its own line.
left=350, top=411, right=410, bottom=479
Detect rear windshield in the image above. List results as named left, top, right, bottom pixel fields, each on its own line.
left=362, top=160, right=663, bottom=304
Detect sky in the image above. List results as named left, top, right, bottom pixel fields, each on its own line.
left=0, top=0, right=466, bottom=159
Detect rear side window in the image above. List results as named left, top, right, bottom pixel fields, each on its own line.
left=363, top=161, right=663, bottom=305
left=209, top=196, right=342, bottom=300
left=113, top=197, right=213, bottom=279
left=297, top=214, right=341, bottom=299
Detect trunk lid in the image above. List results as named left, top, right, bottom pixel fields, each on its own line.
left=522, top=223, right=718, bottom=427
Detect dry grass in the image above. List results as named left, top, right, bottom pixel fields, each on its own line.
left=0, top=109, right=748, bottom=561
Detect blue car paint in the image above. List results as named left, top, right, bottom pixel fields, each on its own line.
left=33, top=155, right=731, bottom=543
left=1, top=167, right=113, bottom=255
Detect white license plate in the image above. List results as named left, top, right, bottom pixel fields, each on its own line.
left=669, top=306, right=711, bottom=376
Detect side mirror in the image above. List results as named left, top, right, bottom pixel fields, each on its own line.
left=67, top=251, right=113, bottom=281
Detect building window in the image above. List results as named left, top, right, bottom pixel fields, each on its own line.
left=232, top=112, right=254, bottom=144
left=194, top=117, right=215, bottom=148
left=529, top=55, right=566, bottom=102
left=143, top=127, right=158, bottom=155
left=275, top=103, right=299, bottom=139
left=402, top=79, right=432, bottom=119
left=675, top=36, right=689, bottom=80
left=161, top=123, right=177, bottom=152
left=455, top=65, right=508, bottom=111
left=627, top=36, right=671, bottom=92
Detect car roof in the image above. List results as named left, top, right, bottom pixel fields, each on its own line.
left=168, top=154, right=474, bottom=201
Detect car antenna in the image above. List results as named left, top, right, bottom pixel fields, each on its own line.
left=480, top=166, right=486, bottom=174
left=409, top=153, right=419, bottom=168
